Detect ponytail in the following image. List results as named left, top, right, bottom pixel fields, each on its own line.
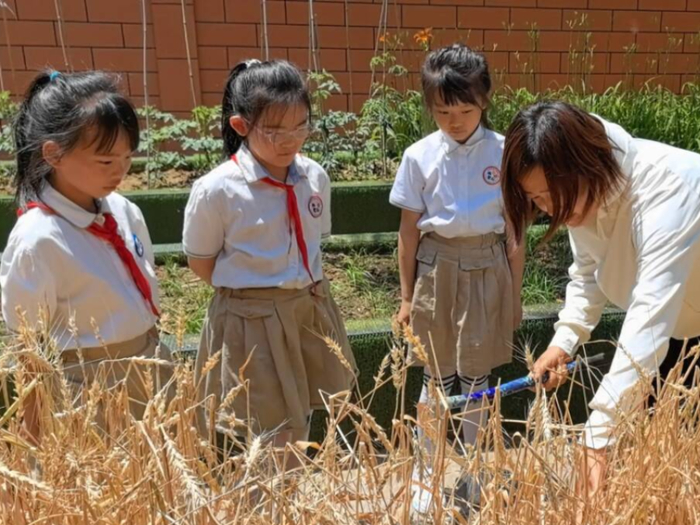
left=221, top=61, right=252, bottom=157
left=14, top=71, right=58, bottom=206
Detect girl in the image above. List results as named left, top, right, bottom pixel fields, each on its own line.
left=0, top=71, right=173, bottom=438
left=501, top=101, right=700, bottom=498
left=184, top=60, right=356, bottom=452
left=390, top=45, right=524, bottom=512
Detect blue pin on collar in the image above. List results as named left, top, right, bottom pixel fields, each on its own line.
left=49, top=71, right=61, bottom=81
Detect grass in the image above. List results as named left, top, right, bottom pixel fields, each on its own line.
left=157, top=258, right=214, bottom=337
left=325, top=249, right=400, bottom=321
left=156, top=231, right=572, bottom=337
left=157, top=250, right=402, bottom=337
left=0, top=228, right=572, bottom=342
left=1, top=319, right=698, bottom=523
left=521, top=225, right=571, bottom=306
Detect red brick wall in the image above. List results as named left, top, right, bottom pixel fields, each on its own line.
left=1, top=0, right=700, bottom=114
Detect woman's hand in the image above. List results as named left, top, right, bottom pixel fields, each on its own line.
left=582, top=446, right=607, bottom=496
left=532, top=345, right=572, bottom=390
left=21, top=387, right=41, bottom=447
left=396, top=299, right=412, bottom=326
left=575, top=446, right=608, bottom=523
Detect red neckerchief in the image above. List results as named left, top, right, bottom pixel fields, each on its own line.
left=231, top=154, right=316, bottom=287
left=18, top=201, right=160, bottom=317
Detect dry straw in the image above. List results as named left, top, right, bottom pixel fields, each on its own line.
left=0, top=317, right=698, bottom=524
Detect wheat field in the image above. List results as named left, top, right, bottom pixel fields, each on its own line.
left=0, top=320, right=698, bottom=525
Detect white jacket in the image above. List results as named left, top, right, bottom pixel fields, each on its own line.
left=550, top=116, right=700, bottom=449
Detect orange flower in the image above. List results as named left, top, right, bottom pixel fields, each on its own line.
left=413, top=28, right=433, bottom=47
left=379, top=32, right=390, bottom=43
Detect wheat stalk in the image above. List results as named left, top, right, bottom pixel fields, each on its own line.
left=1, top=321, right=698, bottom=524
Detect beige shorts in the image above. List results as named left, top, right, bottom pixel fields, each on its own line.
left=195, top=279, right=356, bottom=435
left=59, top=328, right=175, bottom=423
left=411, top=232, right=514, bottom=378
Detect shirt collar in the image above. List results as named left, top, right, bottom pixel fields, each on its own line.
left=39, top=182, right=112, bottom=229
left=440, top=125, right=486, bottom=154
left=235, top=145, right=306, bottom=185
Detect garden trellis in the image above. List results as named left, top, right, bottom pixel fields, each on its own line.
left=0, top=0, right=421, bottom=181
left=261, top=0, right=269, bottom=61
left=141, top=0, right=152, bottom=188
left=180, top=0, right=198, bottom=110
left=0, top=1, right=15, bottom=92
left=53, top=0, right=71, bottom=72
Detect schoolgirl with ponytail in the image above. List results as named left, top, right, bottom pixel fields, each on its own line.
left=184, top=60, right=355, bottom=457
left=1, top=70, right=174, bottom=441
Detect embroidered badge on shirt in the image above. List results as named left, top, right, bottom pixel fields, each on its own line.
left=483, top=166, right=501, bottom=186
left=308, top=194, right=324, bottom=218
left=133, top=233, right=145, bottom=257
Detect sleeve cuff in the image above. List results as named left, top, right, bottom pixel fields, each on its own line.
left=388, top=196, right=425, bottom=214
left=183, top=247, right=220, bottom=259
left=583, top=409, right=616, bottom=449
left=549, top=326, right=581, bottom=356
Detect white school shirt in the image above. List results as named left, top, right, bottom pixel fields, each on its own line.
left=0, top=184, right=159, bottom=350
left=182, top=146, right=331, bottom=289
left=550, top=116, right=700, bottom=449
left=389, top=126, right=506, bottom=238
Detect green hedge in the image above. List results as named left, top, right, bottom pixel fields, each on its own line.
left=309, top=309, right=622, bottom=440
left=0, top=183, right=398, bottom=251
left=0, top=309, right=623, bottom=437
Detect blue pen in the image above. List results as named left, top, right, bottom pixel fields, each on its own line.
left=444, top=353, right=606, bottom=410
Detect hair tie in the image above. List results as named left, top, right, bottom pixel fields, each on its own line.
left=49, top=71, right=61, bottom=81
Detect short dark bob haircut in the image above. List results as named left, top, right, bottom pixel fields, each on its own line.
left=501, top=101, right=625, bottom=243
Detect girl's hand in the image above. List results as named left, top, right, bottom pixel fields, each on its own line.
left=532, top=346, right=571, bottom=390
left=396, top=299, right=412, bottom=326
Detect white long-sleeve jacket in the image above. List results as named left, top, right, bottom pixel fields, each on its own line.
left=550, top=116, right=700, bottom=449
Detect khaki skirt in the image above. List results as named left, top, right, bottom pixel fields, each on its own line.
left=59, top=328, right=175, bottom=423
left=195, top=279, right=356, bottom=435
left=411, top=232, right=514, bottom=378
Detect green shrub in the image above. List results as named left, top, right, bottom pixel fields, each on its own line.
left=490, top=83, right=700, bottom=153
left=2, top=77, right=700, bottom=184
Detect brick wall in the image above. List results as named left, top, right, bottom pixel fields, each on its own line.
left=1, top=0, right=700, bottom=114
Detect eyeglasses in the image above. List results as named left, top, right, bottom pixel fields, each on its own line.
left=255, top=123, right=312, bottom=143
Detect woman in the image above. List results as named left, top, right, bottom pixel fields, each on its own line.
left=500, top=101, right=700, bottom=495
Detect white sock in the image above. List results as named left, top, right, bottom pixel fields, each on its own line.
left=416, top=370, right=457, bottom=459
left=412, top=371, right=458, bottom=515
left=459, top=374, right=489, bottom=447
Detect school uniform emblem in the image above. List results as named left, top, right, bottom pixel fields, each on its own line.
left=133, top=234, right=145, bottom=257
left=308, top=194, right=324, bottom=218
left=483, top=166, right=501, bottom=186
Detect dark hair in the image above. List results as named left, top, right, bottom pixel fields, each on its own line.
left=501, top=101, right=625, bottom=243
left=14, top=70, right=139, bottom=207
left=421, top=44, right=492, bottom=127
left=221, top=59, right=311, bottom=157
